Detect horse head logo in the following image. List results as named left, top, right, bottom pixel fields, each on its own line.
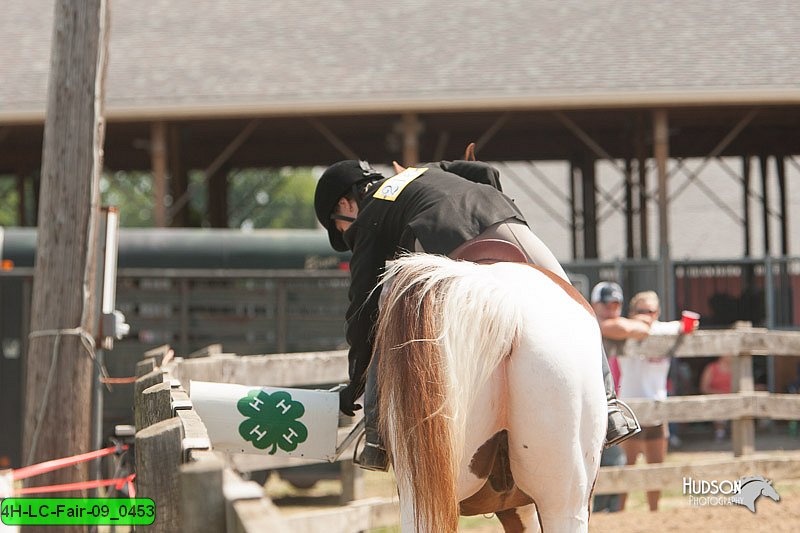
left=732, top=475, right=781, bottom=513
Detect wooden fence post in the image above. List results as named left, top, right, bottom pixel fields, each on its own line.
left=731, top=350, right=755, bottom=457
left=339, top=460, right=364, bottom=505
left=135, top=382, right=172, bottom=431
left=136, top=357, right=157, bottom=378
left=180, top=456, right=225, bottom=533
left=136, top=418, right=183, bottom=532
left=135, top=369, right=164, bottom=431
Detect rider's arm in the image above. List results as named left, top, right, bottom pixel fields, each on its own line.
left=343, top=229, right=384, bottom=397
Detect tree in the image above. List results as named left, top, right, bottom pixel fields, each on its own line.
left=96, top=167, right=318, bottom=229
left=228, top=168, right=318, bottom=229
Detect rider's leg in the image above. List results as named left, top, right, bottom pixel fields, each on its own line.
left=356, top=278, right=397, bottom=472
left=603, top=346, right=641, bottom=446
left=479, top=219, right=569, bottom=281
left=357, top=350, right=389, bottom=471
left=477, top=219, right=641, bottom=446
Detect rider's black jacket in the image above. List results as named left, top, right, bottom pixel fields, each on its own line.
left=342, top=161, right=524, bottom=394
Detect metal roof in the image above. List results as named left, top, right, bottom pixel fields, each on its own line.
left=3, top=0, right=800, bottom=123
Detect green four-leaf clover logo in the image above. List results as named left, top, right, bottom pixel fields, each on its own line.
left=237, top=389, right=308, bottom=454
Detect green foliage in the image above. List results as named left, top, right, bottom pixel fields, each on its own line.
left=3, top=168, right=318, bottom=229
left=237, top=389, right=308, bottom=454
left=100, top=167, right=317, bottom=229
left=101, top=171, right=157, bottom=227
left=228, top=168, right=318, bottom=229
left=0, top=177, right=20, bottom=226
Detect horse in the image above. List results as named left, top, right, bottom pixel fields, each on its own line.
left=374, top=253, right=607, bottom=532
left=733, top=475, right=780, bottom=512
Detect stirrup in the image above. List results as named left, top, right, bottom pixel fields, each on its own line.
left=605, top=399, right=641, bottom=448
left=353, top=432, right=389, bottom=472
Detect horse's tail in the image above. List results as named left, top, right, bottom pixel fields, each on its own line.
left=376, top=254, right=521, bottom=532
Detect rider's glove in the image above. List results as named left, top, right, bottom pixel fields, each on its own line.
left=339, top=381, right=363, bottom=417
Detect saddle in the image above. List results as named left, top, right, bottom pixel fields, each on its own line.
left=450, top=238, right=527, bottom=264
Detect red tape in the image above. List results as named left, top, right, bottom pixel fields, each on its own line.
left=12, top=445, right=128, bottom=481
left=100, top=376, right=137, bottom=384
left=16, top=473, right=136, bottom=496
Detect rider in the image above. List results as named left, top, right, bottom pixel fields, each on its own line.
left=314, top=159, right=640, bottom=471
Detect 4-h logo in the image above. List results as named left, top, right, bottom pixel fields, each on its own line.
left=237, top=389, right=308, bottom=454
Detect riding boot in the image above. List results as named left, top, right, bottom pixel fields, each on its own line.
left=355, top=352, right=390, bottom=471
left=602, top=345, right=641, bottom=447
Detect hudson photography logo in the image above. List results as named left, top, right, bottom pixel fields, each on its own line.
left=682, top=475, right=781, bottom=512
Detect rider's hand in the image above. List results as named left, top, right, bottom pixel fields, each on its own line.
left=339, top=382, right=363, bottom=417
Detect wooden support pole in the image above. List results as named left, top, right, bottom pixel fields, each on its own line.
left=168, top=124, right=189, bottom=227
left=637, top=149, right=649, bottom=258
left=580, top=154, right=598, bottom=259
left=624, top=158, right=634, bottom=258
left=653, top=109, right=672, bottom=317
left=135, top=382, right=172, bottom=431
left=743, top=155, right=751, bottom=257
left=151, top=121, right=168, bottom=227
left=759, top=155, right=771, bottom=256
left=569, top=160, right=579, bottom=260
left=775, top=155, right=788, bottom=255
left=22, top=1, right=109, bottom=513
left=135, top=418, right=183, bottom=533
left=208, top=164, right=230, bottom=228
left=180, top=456, right=226, bottom=533
left=402, top=113, right=420, bottom=166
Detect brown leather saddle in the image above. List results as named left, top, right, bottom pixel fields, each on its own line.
left=449, top=238, right=527, bottom=264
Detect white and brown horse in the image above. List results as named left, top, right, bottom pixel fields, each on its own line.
left=375, top=254, right=606, bottom=532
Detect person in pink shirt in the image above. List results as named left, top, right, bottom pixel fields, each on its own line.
left=700, top=355, right=733, bottom=441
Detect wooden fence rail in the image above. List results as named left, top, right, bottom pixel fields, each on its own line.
left=595, top=324, right=800, bottom=494
left=133, top=326, right=800, bottom=528
left=133, top=347, right=398, bottom=532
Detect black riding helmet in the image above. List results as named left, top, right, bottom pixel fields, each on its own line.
left=314, top=160, right=383, bottom=251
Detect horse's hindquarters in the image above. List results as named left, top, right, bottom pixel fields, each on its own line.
left=501, top=265, right=606, bottom=531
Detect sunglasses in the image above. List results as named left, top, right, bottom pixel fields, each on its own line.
left=634, top=308, right=659, bottom=315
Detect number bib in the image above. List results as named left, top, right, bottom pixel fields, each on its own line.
left=372, top=167, right=428, bottom=201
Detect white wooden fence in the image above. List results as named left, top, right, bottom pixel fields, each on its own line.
left=133, top=346, right=398, bottom=533
left=133, top=325, right=800, bottom=530
left=595, top=324, right=800, bottom=494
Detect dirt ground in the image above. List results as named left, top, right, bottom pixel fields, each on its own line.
left=266, top=427, right=800, bottom=532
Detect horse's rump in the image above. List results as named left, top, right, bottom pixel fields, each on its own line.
left=376, top=254, right=605, bottom=532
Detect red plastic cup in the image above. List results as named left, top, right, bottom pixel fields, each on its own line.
left=681, top=311, right=700, bottom=334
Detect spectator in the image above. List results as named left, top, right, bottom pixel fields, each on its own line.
left=590, top=281, right=647, bottom=513
left=617, top=291, right=688, bottom=511
left=700, top=355, right=733, bottom=441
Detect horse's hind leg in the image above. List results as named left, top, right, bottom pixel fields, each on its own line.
left=496, top=503, right=540, bottom=532
left=506, top=320, right=606, bottom=532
